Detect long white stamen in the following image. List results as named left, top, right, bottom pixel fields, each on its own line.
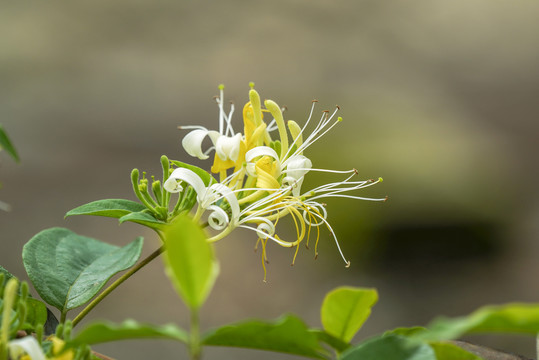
left=281, top=101, right=317, bottom=160
left=218, top=86, right=225, bottom=134
left=179, top=125, right=208, bottom=131
left=225, top=103, right=235, bottom=136
left=290, top=109, right=340, bottom=160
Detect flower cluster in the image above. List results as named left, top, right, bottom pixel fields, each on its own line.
left=164, top=84, right=386, bottom=277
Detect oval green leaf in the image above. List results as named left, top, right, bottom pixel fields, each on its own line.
left=65, top=199, right=147, bottom=219
left=340, top=335, right=436, bottom=360
left=24, top=298, right=48, bottom=329
left=162, top=215, right=219, bottom=310
left=321, top=287, right=378, bottom=343
left=415, top=303, right=539, bottom=342
left=69, top=319, right=188, bottom=346
left=23, top=228, right=144, bottom=313
left=202, top=315, right=327, bottom=359
left=118, top=211, right=167, bottom=230
left=429, top=342, right=482, bottom=360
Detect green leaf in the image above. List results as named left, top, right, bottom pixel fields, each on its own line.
left=24, top=298, right=48, bottom=328
left=429, top=342, right=483, bottom=360
left=69, top=319, right=188, bottom=346
left=162, top=215, right=218, bottom=310
left=0, top=124, right=19, bottom=162
left=118, top=211, right=167, bottom=230
left=23, top=228, right=144, bottom=313
left=170, top=160, right=216, bottom=186
left=321, top=287, right=378, bottom=342
left=384, top=327, right=427, bottom=338
left=65, top=199, right=147, bottom=219
left=202, top=315, right=328, bottom=359
left=0, top=265, right=16, bottom=283
left=340, top=335, right=436, bottom=360
left=0, top=265, right=57, bottom=333
left=415, top=303, right=539, bottom=341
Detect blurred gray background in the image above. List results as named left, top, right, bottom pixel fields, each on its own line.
left=1, top=0, right=538, bottom=359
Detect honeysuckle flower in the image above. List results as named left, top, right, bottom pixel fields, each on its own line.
left=167, top=84, right=386, bottom=278
left=164, top=167, right=240, bottom=229
left=180, top=84, right=270, bottom=179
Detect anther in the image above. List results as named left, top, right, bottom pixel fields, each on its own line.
left=383, top=196, right=389, bottom=202
left=312, top=99, right=318, bottom=103
left=345, top=261, right=351, bottom=268
left=353, top=168, right=359, bottom=175
left=336, top=105, right=340, bottom=110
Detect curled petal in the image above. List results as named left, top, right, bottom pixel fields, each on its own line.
left=245, top=146, right=279, bottom=163
left=164, top=168, right=207, bottom=201
left=207, top=205, right=229, bottom=230
left=284, top=155, right=312, bottom=180
left=207, top=183, right=240, bottom=222
left=182, top=129, right=220, bottom=160
left=163, top=176, right=183, bottom=193
left=283, top=155, right=312, bottom=196
left=215, top=133, right=242, bottom=161
left=8, top=337, right=47, bottom=360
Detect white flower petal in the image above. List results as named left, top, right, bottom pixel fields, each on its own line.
left=182, top=129, right=211, bottom=160
left=282, top=176, right=305, bottom=197
left=284, top=155, right=312, bottom=180
left=207, top=205, right=229, bottom=230
left=245, top=146, right=279, bottom=163
left=164, top=168, right=207, bottom=201
left=215, top=133, right=242, bottom=161
left=208, top=183, right=240, bottom=222
left=9, top=337, right=47, bottom=360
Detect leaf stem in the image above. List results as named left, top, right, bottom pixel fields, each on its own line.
left=72, top=245, right=165, bottom=328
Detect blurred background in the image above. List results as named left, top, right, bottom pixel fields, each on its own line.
left=1, top=0, right=538, bottom=358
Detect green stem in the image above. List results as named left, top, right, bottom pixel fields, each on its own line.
left=189, top=308, right=201, bottom=360
left=72, top=245, right=165, bottom=327
left=60, top=311, right=67, bottom=324
left=0, top=279, right=18, bottom=360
